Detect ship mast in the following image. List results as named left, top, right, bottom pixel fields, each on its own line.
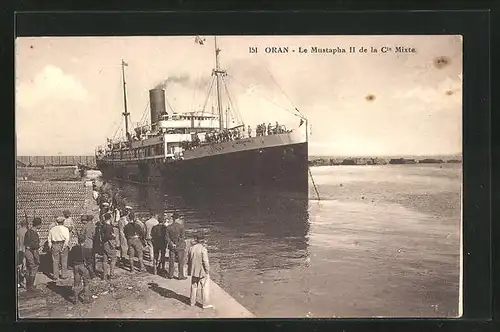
left=213, top=36, right=226, bottom=130
left=121, top=59, right=131, bottom=139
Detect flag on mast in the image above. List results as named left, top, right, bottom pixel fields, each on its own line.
left=122, top=59, right=128, bottom=66
left=194, top=35, right=206, bottom=45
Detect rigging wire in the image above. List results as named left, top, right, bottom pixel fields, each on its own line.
left=138, top=100, right=150, bottom=127
left=227, top=73, right=303, bottom=120
left=260, top=65, right=306, bottom=119
left=222, top=76, right=243, bottom=126
left=165, top=95, right=176, bottom=113
left=201, top=76, right=216, bottom=113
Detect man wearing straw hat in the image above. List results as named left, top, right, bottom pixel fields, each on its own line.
left=187, top=234, right=213, bottom=309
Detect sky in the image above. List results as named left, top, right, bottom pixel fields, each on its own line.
left=15, top=35, right=462, bottom=156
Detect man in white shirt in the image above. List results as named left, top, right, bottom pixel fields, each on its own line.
left=48, top=216, right=70, bottom=280
left=144, top=213, right=159, bottom=262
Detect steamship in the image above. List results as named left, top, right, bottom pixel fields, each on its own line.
left=95, top=37, right=309, bottom=196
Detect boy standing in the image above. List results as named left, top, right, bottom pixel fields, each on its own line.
left=24, top=217, right=42, bottom=293
left=69, top=233, right=92, bottom=304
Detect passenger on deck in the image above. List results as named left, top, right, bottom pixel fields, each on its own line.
left=248, top=125, right=252, bottom=137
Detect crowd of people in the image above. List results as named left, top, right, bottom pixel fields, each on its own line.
left=17, top=183, right=213, bottom=309
left=182, top=121, right=290, bottom=151
left=255, top=121, right=288, bottom=137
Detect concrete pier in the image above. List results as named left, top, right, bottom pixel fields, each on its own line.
left=18, top=266, right=254, bottom=319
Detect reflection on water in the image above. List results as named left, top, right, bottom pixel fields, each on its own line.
left=103, top=164, right=461, bottom=318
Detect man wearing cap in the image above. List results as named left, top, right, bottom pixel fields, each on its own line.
left=92, top=183, right=99, bottom=202
left=100, top=202, right=111, bottom=221
left=17, top=219, right=28, bottom=288
left=166, top=212, right=187, bottom=280
left=69, top=233, right=92, bottom=304
left=92, top=212, right=105, bottom=275
left=24, top=217, right=42, bottom=293
left=188, top=234, right=213, bottom=309
left=79, top=214, right=97, bottom=278
left=117, top=208, right=130, bottom=268
left=48, top=216, right=70, bottom=280
left=136, top=216, right=146, bottom=237
left=145, top=212, right=159, bottom=263
left=63, top=210, right=75, bottom=232
left=124, top=212, right=145, bottom=272
left=101, top=212, right=117, bottom=280
left=151, top=216, right=168, bottom=275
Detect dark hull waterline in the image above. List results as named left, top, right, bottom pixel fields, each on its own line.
left=97, top=142, right=309, bottom=198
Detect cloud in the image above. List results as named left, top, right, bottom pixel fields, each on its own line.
left=394, top=77, right=462, bottom=107
left=16, top=65, right=89, bottom=109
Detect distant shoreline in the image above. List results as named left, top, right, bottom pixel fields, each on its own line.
left=308, top=156, right=462, bottom=167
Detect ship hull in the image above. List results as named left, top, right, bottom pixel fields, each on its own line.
left=97, top=141, right=308, bottom=197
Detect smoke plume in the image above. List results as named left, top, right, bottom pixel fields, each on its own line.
left=154, top=74, right=211, bottom=90
left=154, top=74, right=190, bottom=90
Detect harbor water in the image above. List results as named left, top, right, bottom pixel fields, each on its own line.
left=100, top=164, right=461, bottom=318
